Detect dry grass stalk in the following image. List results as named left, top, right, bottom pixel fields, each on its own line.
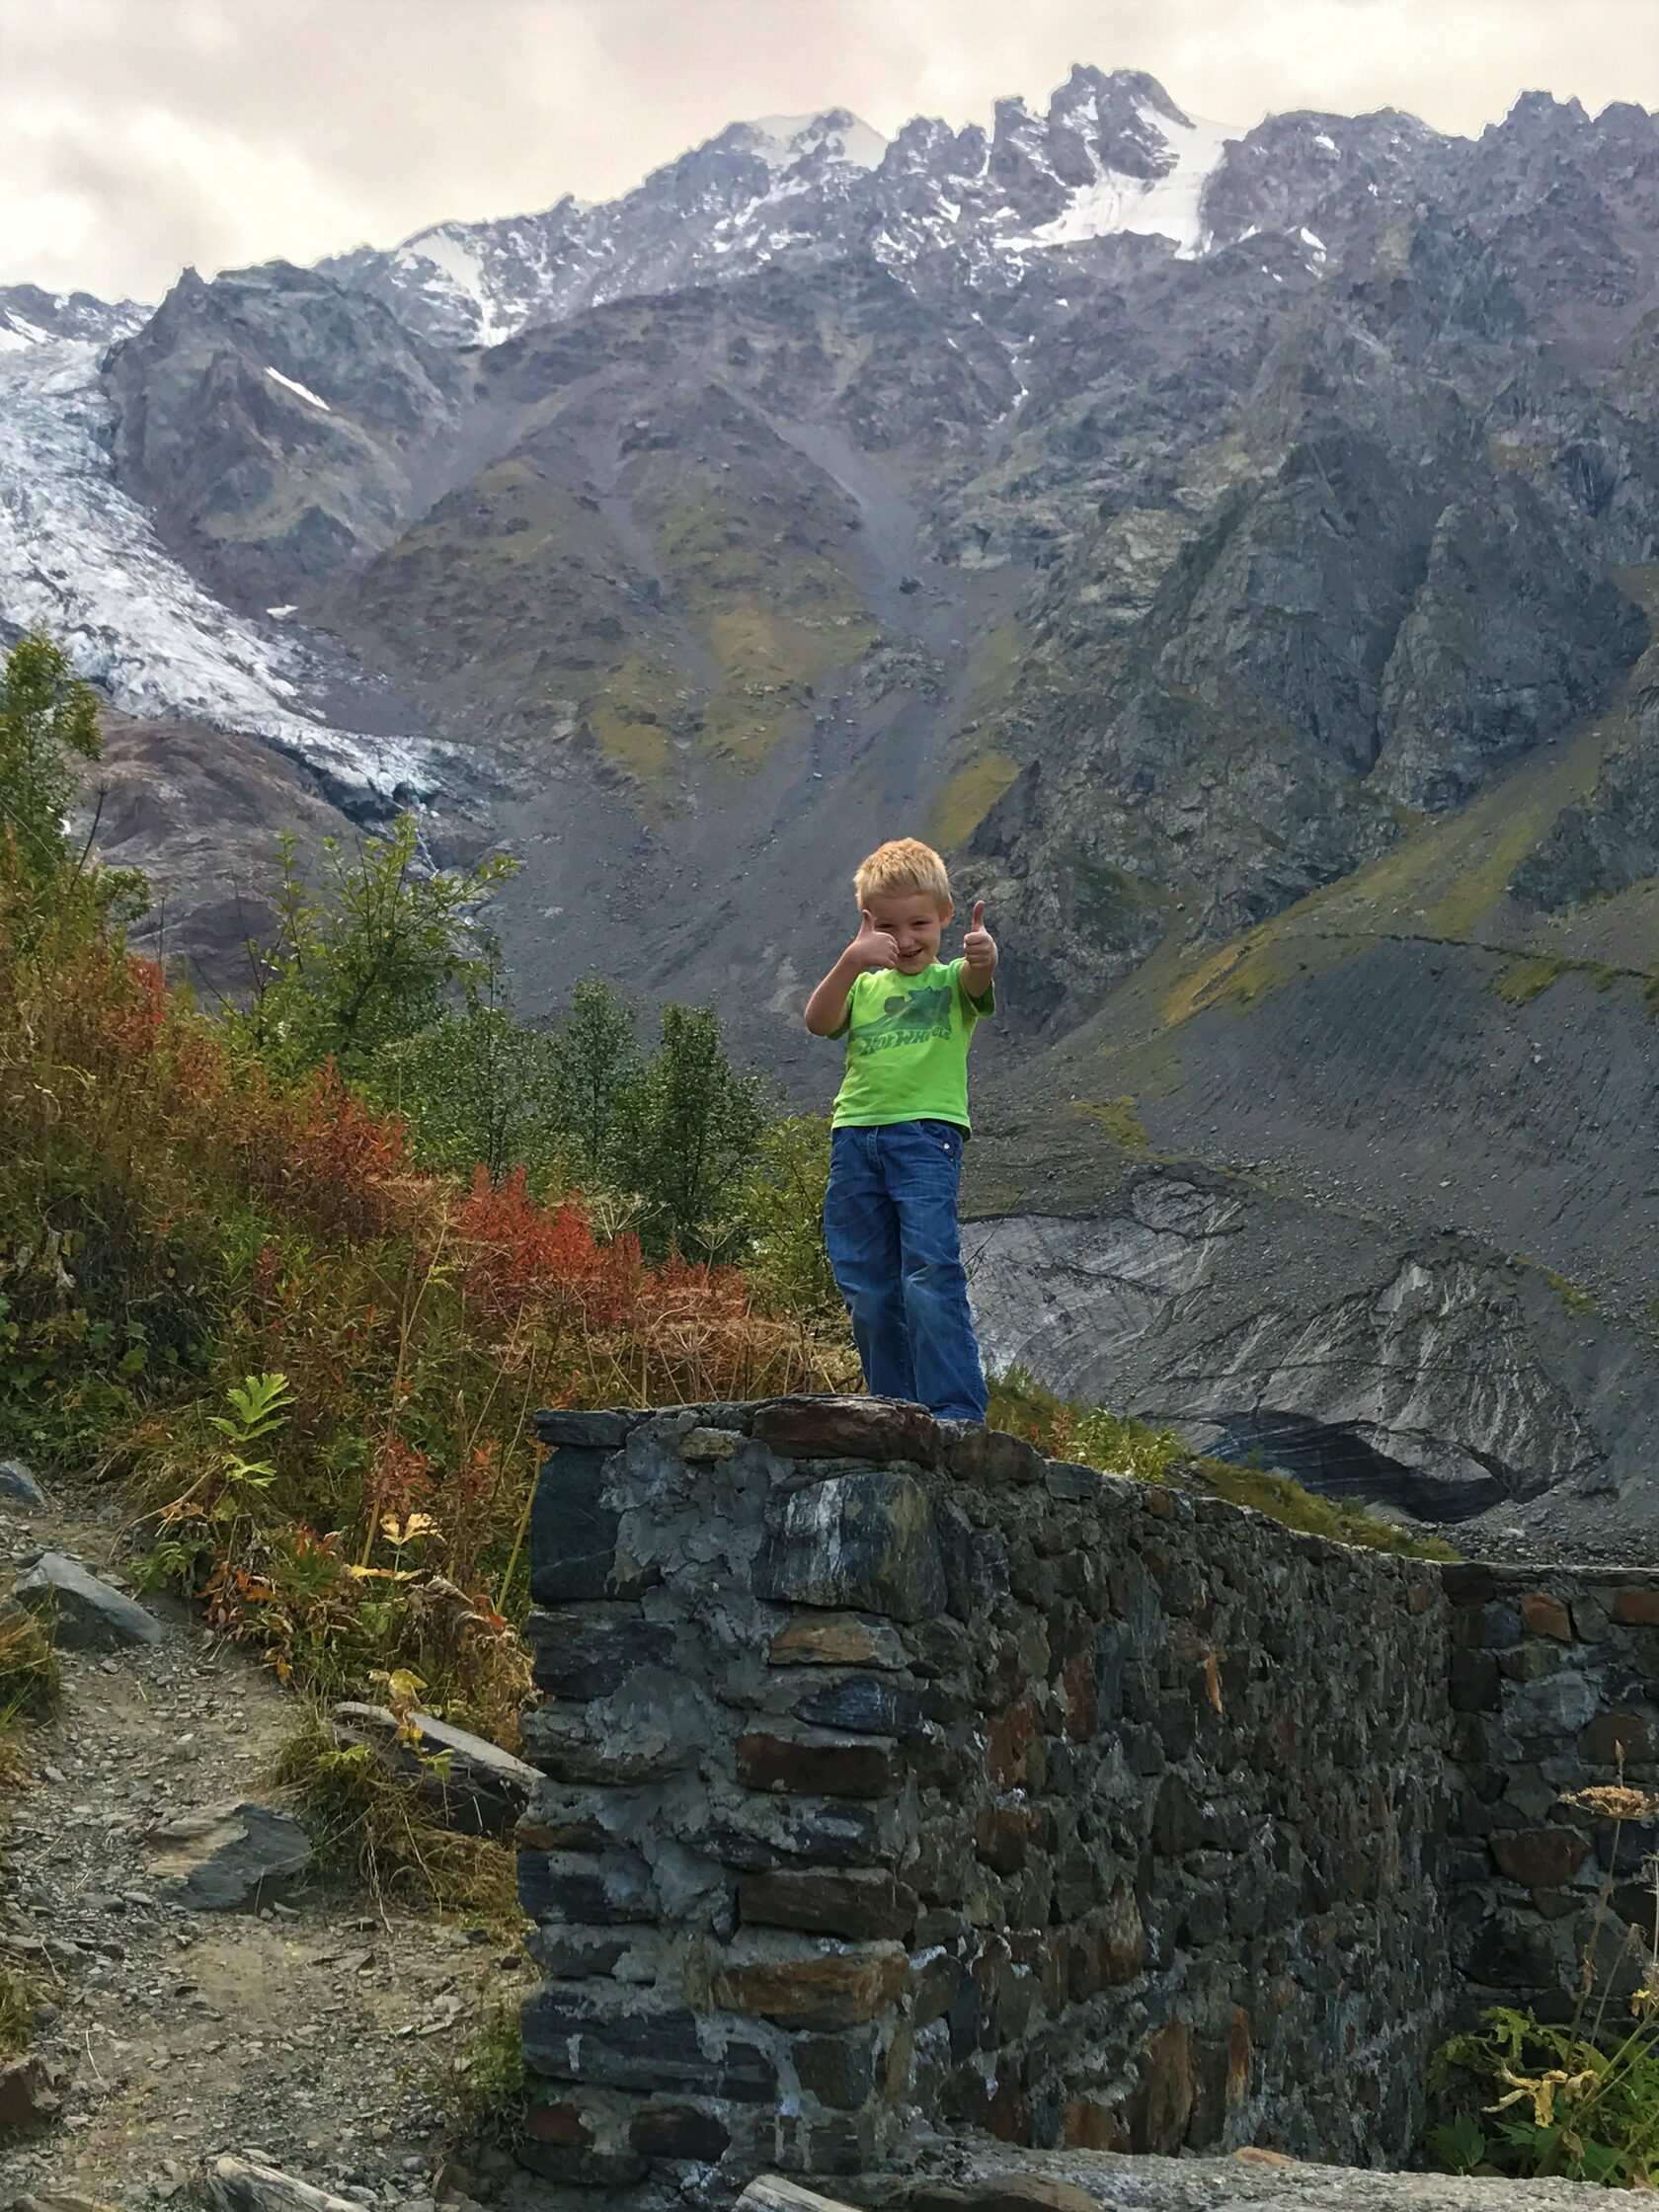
left=274, top=1718, right=523, bottom=1933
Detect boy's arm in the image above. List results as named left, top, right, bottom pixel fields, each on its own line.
left=805, top=913, right=900, bottom=1035
left=962, top=900, right=998, bottom=1003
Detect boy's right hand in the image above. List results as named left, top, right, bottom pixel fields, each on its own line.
left=849, top=910, right=901, bottom=971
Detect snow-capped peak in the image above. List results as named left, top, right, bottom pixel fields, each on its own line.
left=0, top=283, right=149, bottom=351
left=390, top=223, right=515, bottom=348
left=1014, top=99, right=1238, bottom=257
left=739, top=110, right=888, bottom=171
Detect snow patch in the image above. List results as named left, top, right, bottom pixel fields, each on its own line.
left=1010, top=106, right=1237, bottom=258
left=266, top=365, right=331, bottom=412
left=394, top=225, right=521, bottom=346
left=1313, top=131, right=1338, bottom=153
left=0, top=339, right=433, bottom=805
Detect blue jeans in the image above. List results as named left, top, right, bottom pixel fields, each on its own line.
left=823, top=1120, right=988, bottom=1423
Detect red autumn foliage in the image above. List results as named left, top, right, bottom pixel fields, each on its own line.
left=454, top=1165, right=641, bottom=1329
left=249, top=1063, right=411, bottom=1238
left=1, top=908, right=849, bottom=1739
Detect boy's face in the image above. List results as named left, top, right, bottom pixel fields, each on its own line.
left=863, top=888, right=952, bottom=974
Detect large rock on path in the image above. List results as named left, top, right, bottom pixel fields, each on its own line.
left=13, top=1551, right=162, bottom=1649
left=202, top=2155, right=360, bottom=2210
left=0, top=1461, right=44, bottom=1507
left=0, top=2054, right=63, bottom=2137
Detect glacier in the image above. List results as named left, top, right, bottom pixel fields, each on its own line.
left=0, top=335, right=435, bottom=807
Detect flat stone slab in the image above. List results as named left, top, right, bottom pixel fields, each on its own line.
left=901, top=2150, right=1604, bottom=2209
left=330, top=1700, right=536, bottom=1836
left=752, top=1394, right=942, bottom=1466
left=146, top=1800, right=313, bottom=1910
left=203, top=2155, right=361, bottom=2210
left=13, top=1551, right=162, bottom=1649
left=535, top=1408, right=638, bottom=1451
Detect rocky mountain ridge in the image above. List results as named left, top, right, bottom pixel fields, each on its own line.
left=318, top=68, right=1439, bottom=349
left=10, top=68, right=1659, bottom=1545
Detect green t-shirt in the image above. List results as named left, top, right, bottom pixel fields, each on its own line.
left=830, top=956, right=993, bottom=1131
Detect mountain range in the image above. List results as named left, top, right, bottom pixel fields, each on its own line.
left=8, top=64, right=1659, bottom=1554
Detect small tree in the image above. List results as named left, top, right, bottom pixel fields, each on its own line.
left=547, top=978, right=640, bottom=1185
left=0, top=632, right=146, bottom=946
left=235, top=818, right=516, bottom=1080
left=617, top=1003, right=767, bottom=1260
left=376, top=994, right=563, bottom=1187
left=738, top=1114, right=842, bottom=1317
left=0, top=632, right=100, bottom=893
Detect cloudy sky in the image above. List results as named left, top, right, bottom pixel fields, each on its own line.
left=4, top=0, right=1656, bottom=303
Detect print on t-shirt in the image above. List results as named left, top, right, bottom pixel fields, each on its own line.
left=854, top=982, right=954, bottom=1054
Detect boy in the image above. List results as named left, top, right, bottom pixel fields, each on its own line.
left=804, top=837, right=996, bottom=1423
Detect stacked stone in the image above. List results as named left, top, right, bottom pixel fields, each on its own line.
left=517, top=1398, right=931, bottom=2189
left=517, top=1395, right=1455, bottom=2196
left=1445, top=1562, right=1659, bottom=2022
left=884, top=1430, right=1450, bottom=2169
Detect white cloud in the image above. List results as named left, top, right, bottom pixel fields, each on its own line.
left=1, top=0, right=1655, bottom=302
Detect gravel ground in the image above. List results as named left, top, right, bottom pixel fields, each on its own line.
left=899, top=2142, right=1608, bottom=2209
left=0, top=1474, right=530, bottom=2209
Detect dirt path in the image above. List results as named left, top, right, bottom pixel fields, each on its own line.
left=0, top=1473, right=530, bottom=2210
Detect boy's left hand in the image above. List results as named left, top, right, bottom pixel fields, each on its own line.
left=964, top=899, right=997, bottom=974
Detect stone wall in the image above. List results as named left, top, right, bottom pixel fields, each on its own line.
left=515, top=1397, right=1454, bottom=2193
left=1445, top=1561, right=1659, bottom=2025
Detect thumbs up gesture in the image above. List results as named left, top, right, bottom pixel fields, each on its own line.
left=849, top=908, right=902, bottom=972
left=964, top=898, right=997, bottom=980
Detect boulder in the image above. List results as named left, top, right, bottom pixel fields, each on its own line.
left=13, top=1551, right=162, bottom=1649
left=0, top=2053, right=62, bottom=2136
left=0, top=1461, right=44, bottom=1508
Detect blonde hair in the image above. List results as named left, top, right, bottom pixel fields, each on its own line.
left=853, top=837, right=952, bottom=913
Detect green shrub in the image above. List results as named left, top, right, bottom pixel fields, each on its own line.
left=1428, top=1778, right=1659, bottom=2186
left=738, top=1114, right=846, bottom=1322
left=1430, top=2002, right=1659, bottom=2187
left=431, top=2003, right=540, bottom=2148
left=1187, top=1457, right=1459, bottom=1562
left=1072, top=1406, right=1185, bottom=1481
